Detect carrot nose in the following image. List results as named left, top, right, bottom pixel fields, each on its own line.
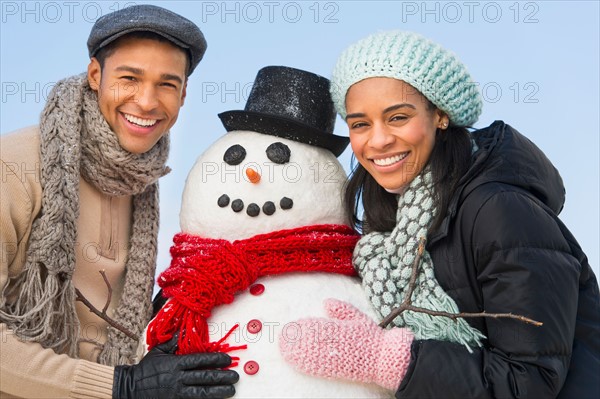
left=246, top=167, right=261, bottom=184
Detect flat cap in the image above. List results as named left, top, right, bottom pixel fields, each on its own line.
left=87, top=4, right=207, bottom=75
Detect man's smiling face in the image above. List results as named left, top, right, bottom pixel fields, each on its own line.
left=87, top=36, right=188, bottom=154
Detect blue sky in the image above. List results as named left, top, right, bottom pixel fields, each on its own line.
left=1, top=0, right=598, bottom=281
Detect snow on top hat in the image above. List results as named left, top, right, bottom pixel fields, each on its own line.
left=218, top=66, right=350, bottom=157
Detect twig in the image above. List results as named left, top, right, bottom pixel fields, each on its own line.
left=100, top=270, right=112, bottom=314
left=379, top=237, right=543, bottom=328
left=75, top=270, right=137, bottom=340
left=379, top=237, right=426, bottom=328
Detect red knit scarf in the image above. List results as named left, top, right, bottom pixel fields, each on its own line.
left=147, top=224, right=359, bottom=356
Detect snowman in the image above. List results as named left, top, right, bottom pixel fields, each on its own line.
left=147, top=66, right=391, bottom=398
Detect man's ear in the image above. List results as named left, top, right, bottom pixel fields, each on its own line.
left=87, top=58, right=101, bottom=91
left=180, top=80, right=188, bottom=107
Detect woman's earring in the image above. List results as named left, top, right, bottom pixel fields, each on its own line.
left=441, top=121, right=449, bottom=129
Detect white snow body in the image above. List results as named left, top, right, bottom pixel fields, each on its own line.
left=172, top=131, right=392, bottom=398
left=208, top=273, right=391, bottom=398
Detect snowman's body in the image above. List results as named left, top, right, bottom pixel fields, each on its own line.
left=171, top=131, right=391, bottom=398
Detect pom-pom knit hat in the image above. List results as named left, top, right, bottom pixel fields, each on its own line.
left=331, top=30, right=482, bottom=127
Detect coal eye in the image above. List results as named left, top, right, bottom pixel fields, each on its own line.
left=266, top=142, right=291, bottom=164
left=223, top=144, right=246, bottom=165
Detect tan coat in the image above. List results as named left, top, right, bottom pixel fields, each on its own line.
left=1, top=126, right=135, bottom=398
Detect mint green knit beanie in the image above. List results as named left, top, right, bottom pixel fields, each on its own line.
left=331, top=30, right=482, bottom=127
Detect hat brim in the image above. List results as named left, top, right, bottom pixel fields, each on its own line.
left=91, top=27, right=191, bottom=58
left=218, top=111, right=349, bottom=157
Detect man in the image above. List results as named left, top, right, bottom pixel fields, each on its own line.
left=0, top=5, right=238, bottom=398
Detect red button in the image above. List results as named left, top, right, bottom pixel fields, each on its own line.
left=249, top=283, right=265, bottom=296
left=243, top=360, right=259, bottom=375
left=246, top=319, right=262, bottom=334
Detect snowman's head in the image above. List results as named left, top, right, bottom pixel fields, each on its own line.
left=180, top=131, right=349, bottom=240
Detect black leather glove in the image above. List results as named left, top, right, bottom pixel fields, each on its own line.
left=112, top=335, right=239, bottom=399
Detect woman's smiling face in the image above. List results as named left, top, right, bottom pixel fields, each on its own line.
left=345, top=77, right=447, bottom=192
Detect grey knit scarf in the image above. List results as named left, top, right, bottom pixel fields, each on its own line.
left=0, top=73, right=169, bottom=365
left=354, top=168, right=486, bottom=351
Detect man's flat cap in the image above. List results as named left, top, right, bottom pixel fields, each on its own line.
left=87, top=4, right=207, bottom=75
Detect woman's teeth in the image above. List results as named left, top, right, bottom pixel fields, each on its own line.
left=373, top=153, right=408, bottom=166
left=124, top=113, right=158, bottom=127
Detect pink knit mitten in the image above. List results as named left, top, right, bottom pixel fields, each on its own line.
left=279, top=299, right=414, bottom=390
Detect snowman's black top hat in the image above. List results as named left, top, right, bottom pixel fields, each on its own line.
left=218, top=66, right=349, bottom=157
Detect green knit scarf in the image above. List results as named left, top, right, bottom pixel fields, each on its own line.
left=353, top=168, right=486, bottom=351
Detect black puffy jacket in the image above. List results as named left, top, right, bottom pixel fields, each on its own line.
left=396, top=121, right=600, bottom=398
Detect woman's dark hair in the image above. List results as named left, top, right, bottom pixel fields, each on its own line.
left=344, top=123, right=473, bottom=235
left=94, top=31, right=191, bottom=77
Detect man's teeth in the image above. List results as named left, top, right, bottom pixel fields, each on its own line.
left=373, top=153, right=407, bottom=166
left=124, top=113, right=158, bottom=127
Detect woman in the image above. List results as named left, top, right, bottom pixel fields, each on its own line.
left=279, top=31, right=600, bottom=398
